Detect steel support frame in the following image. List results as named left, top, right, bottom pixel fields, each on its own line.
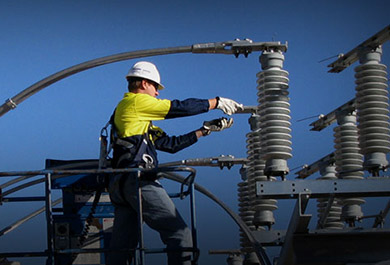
left=256, top=178, right=390, bottom=199
left=277, top=193, right=311, bottom=265
left=293, top=228, right=390, bottom=264
left=255, top=178, right=390, bottom=265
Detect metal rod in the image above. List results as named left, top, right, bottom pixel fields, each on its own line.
left=0, top=166, right=194, bottom=177
left=0, top=167, right=196, bottom=197
left=0, top=252, right=48, bottom=258
left=2, top=196, right=46, bottom=202
left=56, top=247, right=197, bottom=254
left=136, top=170, right=145, bottom=265
left=235, top=105, right=258, bottom=114
left=45, top=173, right=54, bottom=265
left=189, top=182, right=198, bottom=264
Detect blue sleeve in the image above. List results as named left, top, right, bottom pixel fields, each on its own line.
left=154, top=131, right=198, bottom=154
left=165, top=98, right=209, bottom=119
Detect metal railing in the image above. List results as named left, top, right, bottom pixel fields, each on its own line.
left=0, top=166, right=198, bottom=265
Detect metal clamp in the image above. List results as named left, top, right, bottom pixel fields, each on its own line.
left=5, top=98, right=17, bottom=109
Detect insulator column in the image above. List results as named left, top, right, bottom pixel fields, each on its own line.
left=355, top=46, right=390, bottom=175
left=333, top=111, right=365, bottom=225
left=257, top=50, right=292, bottom=178
left=246, top=114, right=277, bottom=230
left=238, top=114, right=273, bottom=265
left=316, top=162, right=343, bottom=229
left=237, top=174, right=255, bottom=256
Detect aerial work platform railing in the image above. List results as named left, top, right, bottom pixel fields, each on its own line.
left=0, top=160, right=271, bottom=265
left=0, top=166, right=198, bottom=265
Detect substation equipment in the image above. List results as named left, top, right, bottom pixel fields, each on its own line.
left=1, top=25, right=390, bottom=265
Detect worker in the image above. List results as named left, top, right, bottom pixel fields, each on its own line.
left=107, top=61, right=243, bottom=265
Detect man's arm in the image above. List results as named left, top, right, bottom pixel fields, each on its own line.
left=153, top=131, right=199, bottom=154
left=154, top=117, right=233, bottom=154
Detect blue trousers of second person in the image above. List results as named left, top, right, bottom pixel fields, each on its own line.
left=107, top=173, right=193, bottom=265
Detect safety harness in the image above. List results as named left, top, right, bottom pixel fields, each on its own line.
left=100, top=110, right=160, bottom=207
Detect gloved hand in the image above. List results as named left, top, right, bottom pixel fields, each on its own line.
left=202, top=117, right=234, bottom=135
left=216, top=97, right=244, bottom=115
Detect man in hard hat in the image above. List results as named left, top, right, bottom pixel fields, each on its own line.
left=107, top=61, right=243, bottom=265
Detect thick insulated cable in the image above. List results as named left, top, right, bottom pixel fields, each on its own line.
left=161, top=172, right=271, bottom=265
left=0, top=176, right=30, bottom=190
left=0, top=198, right=62, bottom=237
left=0, top=46, right=192, bottom=117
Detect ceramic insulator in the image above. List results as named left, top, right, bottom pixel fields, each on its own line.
left=334, top=112, right=365, bottom=223
left=257, top=51, right=292, bottom=177
left=355, top=46, right=390, bottom=173
left=316, top=164, right=344, bottom=229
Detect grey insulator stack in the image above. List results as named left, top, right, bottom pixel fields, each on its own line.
left=316, top=163, right=344, bottom=229
left=257, top=50, right=292, bottom=177
left=236, top=115, right=271, bottom=265
left=237, top=179, right=255, bottom=254
left=333, top=111, right=365, bottom=224
left=238, top=167, right=260, bottom=265
left=246, top=115, right=277, bottom=229
left=355, top=46, right=390, bottom=175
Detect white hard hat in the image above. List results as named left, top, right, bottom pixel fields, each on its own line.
left=126, top=61, right=164, bottom=90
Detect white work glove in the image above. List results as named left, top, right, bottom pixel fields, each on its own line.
left=216, top=97, right=244, bottom=115
left=202, top=117, right=234, bottom=135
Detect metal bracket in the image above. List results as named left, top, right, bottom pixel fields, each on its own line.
left=252, top=230, right=286, bottom=246
left=278, top=192, right=312, bottom=265
left=309, top=98, right=356, bottom=131
left=235, top=105, right=259, bottom=114
left=328, top=25, right=390, bottom=73
left=295, top=152, right=335, bottom=179
left=192, top=39, right=288, bottom=57
left=5, top=98, right=17, bottom=109
left=160, top=155, right=248, bottom=169
left=256, top=178, right=390, bottom=199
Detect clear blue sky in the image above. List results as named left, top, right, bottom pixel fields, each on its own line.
left=1, top=1, right=389, bottom=264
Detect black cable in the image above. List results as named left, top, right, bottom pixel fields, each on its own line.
left=161, top=172, right=271, bottom=265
